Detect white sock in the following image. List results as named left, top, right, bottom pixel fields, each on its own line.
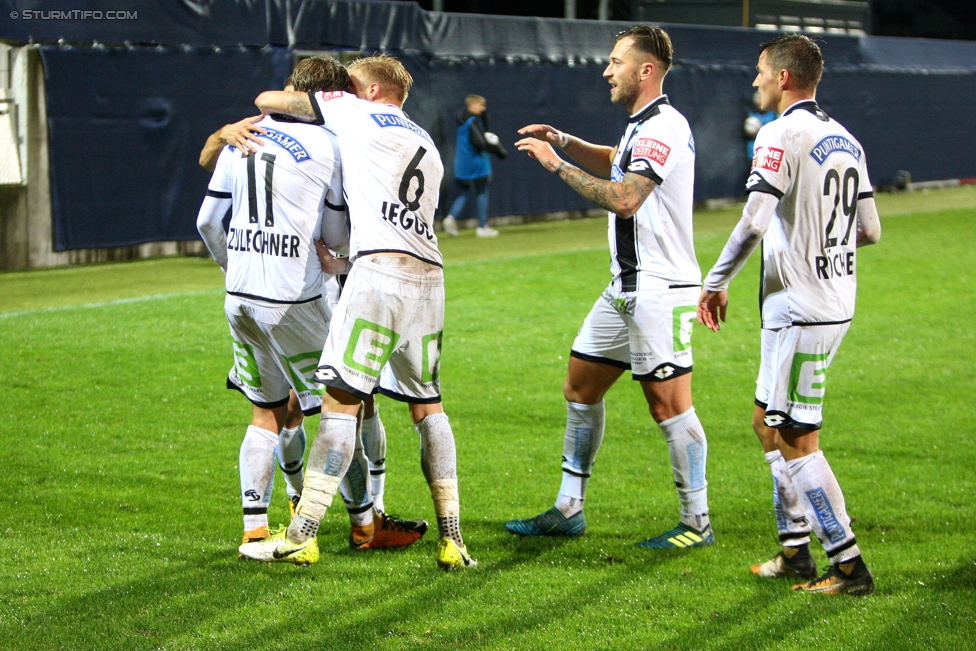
left=555, top=401, right=605, bottom=517
left=276, top=423, right=306, bottom=501
left=240, top=425, right=277, bottom=532
left=764, top=449, right=811, bottom=546
left=659, top=407, right=709, bottom=530
left=416, top=413, right=463, bottom=545
left=288, top=412, right=357, bottom=542
left=339, top=424, right=374, bottom=528
left=362, top=411, right=387, bottom=513
left=788, top=450, right=860, bottom=564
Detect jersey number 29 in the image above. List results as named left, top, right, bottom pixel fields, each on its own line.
left=823, top=167, right=858, bottom=248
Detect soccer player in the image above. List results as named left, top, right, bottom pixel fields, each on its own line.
left=239, top=54, right=475, bottom=569
left=697, top=34, right=881, bottom=595
left=507, top=25, right=713, bottom=549
left=199, top=78, right=394, bottom=520
left=196, top=56, right=424, bottom=556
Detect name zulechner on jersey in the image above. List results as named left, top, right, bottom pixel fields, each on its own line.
left=227, top=227, right=301, bottom=258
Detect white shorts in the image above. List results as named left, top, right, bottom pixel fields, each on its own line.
left=755, top=322, right=850, bottom=430
left=315, top=256, right=445, bottom=403
left=571, top=283, right=698, bottom=381
left=324, top=274, right=343, bottom=310
left=225, top=295, right=330, bottom=414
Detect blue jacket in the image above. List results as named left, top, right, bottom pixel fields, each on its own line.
left=454, top=112, right=492, bottom=181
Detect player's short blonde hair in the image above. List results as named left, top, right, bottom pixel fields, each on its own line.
left=465, top=94, right=486, bottom=108
left=348, top=54, right=413, bottom=103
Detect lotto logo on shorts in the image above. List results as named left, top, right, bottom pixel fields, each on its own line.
left=753, top=146, right=784, bottom=173
left=633, top=138, right=670, bottom=166
left=343, top=319, right=401, bottom=379
left=788, top=352, right=829, bottom=405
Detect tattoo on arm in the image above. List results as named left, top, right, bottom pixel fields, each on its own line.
left=555, top=164, right=655, bottom=215
left=286, top=94, right=315, bottom=120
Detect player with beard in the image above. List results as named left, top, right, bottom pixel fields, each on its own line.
left=506, top=26, right=713, bottom=550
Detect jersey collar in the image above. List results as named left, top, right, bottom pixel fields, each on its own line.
left=783, top=99, right=828, bottom=121
left=629, top=95, right=670, bottom=123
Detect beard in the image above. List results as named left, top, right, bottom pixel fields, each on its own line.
left=610, top=73, right=640, bottom=107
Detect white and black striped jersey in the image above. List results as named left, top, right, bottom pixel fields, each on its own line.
left=207, top=115, right=346, bottom=304
left=607, top=95, right=701, bottom=292
left=746, top=100, right=873, bottom=328
left=310, top=90, right=444, bottom=266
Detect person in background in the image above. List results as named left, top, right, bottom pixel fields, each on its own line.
left=743, top=90, right=778, bottom=165
left=443, top=94, right=507, bottom=238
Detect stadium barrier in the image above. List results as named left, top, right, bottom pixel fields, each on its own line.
left=1, top=0, right=974, bottom=265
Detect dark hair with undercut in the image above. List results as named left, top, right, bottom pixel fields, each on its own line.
left=615, top=25, right=673, bottom=72
left=289, top=55, right=350, bottom=93
left=759, top=34, right=824, bottom=91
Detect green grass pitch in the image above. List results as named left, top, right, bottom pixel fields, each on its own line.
left=0, top=187, right=973, bottom=650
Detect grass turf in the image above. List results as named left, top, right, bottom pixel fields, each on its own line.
left=0, top=186, right=973, bottom=650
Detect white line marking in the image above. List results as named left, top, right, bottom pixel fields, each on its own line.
left=0, top=290, right=222, bottom=319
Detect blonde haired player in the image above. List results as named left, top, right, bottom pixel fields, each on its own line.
left=197, top=56, right=424, bottom=556
left=240, top=54, right=475, bottom=570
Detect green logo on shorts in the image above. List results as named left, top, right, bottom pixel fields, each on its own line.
left=343, top=319, right=400, bottom=379
left=789, top=352, right=830, bottom=404
left=231, top=337, right=261, bottom=388
left=672, top=306, right=697, bottom=352
left=284, top=351, right=325, bottom=396
left=421, top=331, right=443, bottom=383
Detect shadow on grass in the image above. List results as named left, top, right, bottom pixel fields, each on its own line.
left=6, top=518, right=717, bottom=651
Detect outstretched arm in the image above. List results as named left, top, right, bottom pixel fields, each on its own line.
left=199, top=116, right=267, bottom=170
left=517, top=124, right=615, bottom=179
left=255, top=91, right=317, bottom=121
left=697, top=191, right=779, bottom=331
left=515, top=136, right=653, bottom=216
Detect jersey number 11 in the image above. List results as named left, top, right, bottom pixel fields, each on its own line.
left=246, top=152, right=277, bottom=228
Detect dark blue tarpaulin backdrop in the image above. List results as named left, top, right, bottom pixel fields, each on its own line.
left=40, top=46, right=292, bottom=249
left=3, top=0, right=973, bottom=250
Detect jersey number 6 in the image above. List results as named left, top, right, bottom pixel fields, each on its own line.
left=398, top=146, right=427, bottom=212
